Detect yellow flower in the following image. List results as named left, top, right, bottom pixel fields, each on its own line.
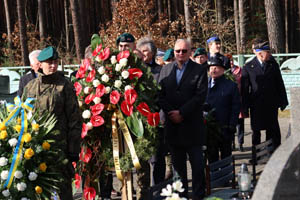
left=32, top=123, right=39, bottom=131
left=39, top=162, right=47, bottom=172
left=23, top=133, right=32, bottom=143
left=24, top=148, right=34, bottom=160
left=42, top=141, right=51, bottom=150
left=14, top=125, right=22, bottom=133
left=17, top=118, right=22, bottom=125
left=0, top=130, right=7, bottom=140
left=0, top=123, right=6, bottom=131
left=35, top=186, right=43, bottom=194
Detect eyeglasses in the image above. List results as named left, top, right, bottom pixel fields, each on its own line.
left=175, top=49, right=188, bottom=54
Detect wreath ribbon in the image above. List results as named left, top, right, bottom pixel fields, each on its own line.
left=3, top=96, right=34, bottom=189
left=111, top=110, right=141, bottom=181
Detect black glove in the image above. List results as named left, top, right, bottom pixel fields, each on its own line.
left=68, top=153, right=79, bottom=162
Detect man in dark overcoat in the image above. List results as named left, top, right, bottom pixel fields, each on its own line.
left=206, top=55, right=241, bottom=163
left=158, top=39, right=208, bottom=200
left=241, top=41, right=288, bottom=150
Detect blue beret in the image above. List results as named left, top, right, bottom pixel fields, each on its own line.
left=37, top=46, right=59, bottom=62
left=207, top=36, right=221, bottom=44
left=193, top=48, right=207, bottom=57
left=163, top=48, right=174, bottom=61
left=254, top=41, right=270, bottom=52
left=116, top=33, right=135, bottom=45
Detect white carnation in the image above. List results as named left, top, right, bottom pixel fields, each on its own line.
left=82, top=110, right=91, bottom=119
left=121, top=70, right=129, bottom=79
left=78, top=100, right=83, bottom=107
left=17, top=182, right=27, bottom=191
left=1, top=170, right=9, bottom=180
left=92, top=79, right=100, bottom=87
left=111, top=55, right=117, bottom=64
left=119, top=58, right=128, bottom=67
left=84, top=87, right=91, bottom=94
left=28, top=172, right=38, bottom=181
left=8, top=138, right=18, bottom=147
left=124, top=85, right=132, bottom=91
left=115, top=64, right=122, bottom=72
left=98, top=66, right=106, bottom=75
left=101, top=74, right=109, bottom=83
left=21, top=198, right=30, bottom=200
left=105, top=87, right=111, bottom=94
left=14, top=170, right=23, bottom=179
left=87, top=122, right=93, bottom=130
left=2, top=189, right=10, bottom=197
left=0, top=157, right=8, bottom=166
left=114, top=80, right=122, bottom=88
left=93, top=97, right=101, bottom=104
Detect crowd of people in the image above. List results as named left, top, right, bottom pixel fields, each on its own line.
left=18, top=33, right=288, bottom=200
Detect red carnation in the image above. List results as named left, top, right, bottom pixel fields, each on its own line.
left=121, top=101, right=133, bottom=116
left=117, top=50, right=130, bottom=62
left=90, top=103, right=105, bottom=116
left=137, top=102, right=151, bottom=117
left=84, top=186, right=96, bottom=200
left=80, top=147, right=92, bottom=163
left=82, top=58, right=91, bottom=71
left=92, top=44, right=102, bottom=57
left=90, top=115, right=104, bottom=127
left=74, top=82, right=82, bottom=96
left=95, top=84, right=105, bottom=98
left=76, top=65, right=87, bottom=79
left=128, top=68, right=143, bottom=80
left=86, top=69, right=96, bottom=82
left=110, top=90, right=120, bottom=105
left=81, top=123, right=88, bottom=139
left=75, top=174, right=81, bottom=189
left=97, top=47, right=110, bottom=61
left=124, top=89, right=137, bottom=105
left=85, top=94, right=95, bottom=105
left=147, top=112, right=160, bottom=127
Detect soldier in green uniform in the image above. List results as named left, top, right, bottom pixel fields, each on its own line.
left=23, top=46, right=82, bottom=200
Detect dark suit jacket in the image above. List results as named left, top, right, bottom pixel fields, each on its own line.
left=158, top=59, right=208, bottom=146
left=241, top=57, right=288, bottom=130
left=17, top=70, right=37, bottom=97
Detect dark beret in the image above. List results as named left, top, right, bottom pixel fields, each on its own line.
left=207, top=55, right=225, bottom=68
left=193, top=48, right=207, bottom=57
left=37, top=46, right=59, bottom=62
left=163, top=48, right=174, bottom=61
left=116, top=33, right=135, bottom=45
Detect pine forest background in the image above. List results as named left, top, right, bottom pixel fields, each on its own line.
left=0, top=0, right=300, bottom=66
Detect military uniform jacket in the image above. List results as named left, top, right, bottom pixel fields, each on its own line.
left=24, top=71, right=82, bottom=155
left=241, top=57, right=288, bottom=130
left=158, top=59, right=208, bottom=146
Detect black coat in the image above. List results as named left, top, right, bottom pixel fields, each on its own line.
left=158, top=59, right=208, bottom=146
left=146, top=60, right=162, bottom=82
left=17, top=70, right=37, bottom=97
left=206, top=75, right=241, bottom=140
left=241, top=57, right=288, bottom=130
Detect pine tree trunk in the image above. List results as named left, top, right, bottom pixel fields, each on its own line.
left=284, top=0, right=289, bottom=52
left=64, top=0, right=70, bottom=52
left=70, top=0, right=84, bottom=62
left=234, top=0, right=241, bottom=54
left=264, top=0, right=285, bottom=53
left=4, top=0, right=12, bottom=48
left=216, top=0, right=223, bottom=24
left=239, top=0, right=246, bottom=53
left=184, top=0, right=191, bottom=40
left=79, top=0, right=88, bottom=48
left=38, top=0, right=46, bottom=45
left=17, top=0, right=30, bottom=66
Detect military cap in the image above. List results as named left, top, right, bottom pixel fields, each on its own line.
left=37, top=46, right=59, bottom=62
left=254, top=41, right=270, bottom=52
left=207, top=55, right=225, bottom=68
left=193, top=48, right=207, bottom=57
left=163, top=48, right=174, bottom=61
left=116, top=33, right=135, bottom=45
left=207, top=35, right=221, bottom=44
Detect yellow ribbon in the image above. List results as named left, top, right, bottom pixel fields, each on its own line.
left=111, top=110, right=141, bottom=181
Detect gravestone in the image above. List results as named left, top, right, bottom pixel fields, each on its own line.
left=252, top=87, right=300, bottom=200
left=0, top=75, right=9, bottom=94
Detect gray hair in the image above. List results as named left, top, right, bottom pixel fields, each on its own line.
left=174, top=39, right=191, bottom=50
left=29, top=50, right=41, bottom=64
left=136, top=36, right=157, bottom=57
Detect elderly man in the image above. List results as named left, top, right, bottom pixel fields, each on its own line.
left=207, top=35, right=230, bottom=69
left=159, top=39, right=207, bottom=200
left=17, top=50, right=41, bottom=97
left=206, top=55, right=241, bottom=162
left=241, top=40, right=288, bottom=151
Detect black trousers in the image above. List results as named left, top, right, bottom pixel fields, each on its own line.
left=208, top=137, right=232, bottom=164
left=237, top=118, right=245, bottom=145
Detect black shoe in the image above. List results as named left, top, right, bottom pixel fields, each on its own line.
left=238, top=144, right=244, bottom=152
